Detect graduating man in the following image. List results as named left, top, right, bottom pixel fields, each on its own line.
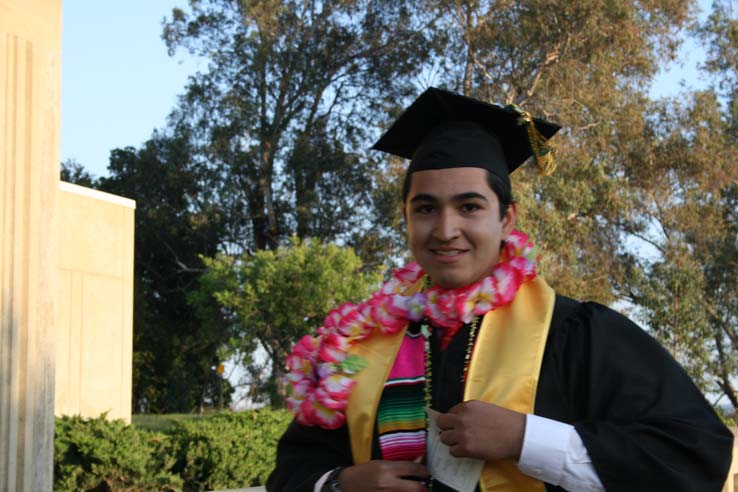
left=266, top=88, right=733, bottom=492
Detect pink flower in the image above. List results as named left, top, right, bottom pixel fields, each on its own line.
left=322, top=305, right=344, bottom=332
left=393, top=262, right=423, bottom=282
left=436, top=290, right=455, bottom=313
left=493, top=264, right=523, bottom=305
left=370, top=296, right=408, bottom=334
left=406, top=293, right=427, bottom=321
left=322, top=374, right=355, bottom=396
left=386, top=294, right=410, bottom=317
left=286, top=377, right=314, bottom=416
left=506, top=230, right=526, bottom=250
left=472, top=277, right=495, bottom=314
left=336, top=304, right=373, bottom=339
left=424, top=290, right=444, bottom=322
left=292, top=335, right=319, bottom=360
left=501, top=230, right=531, bottom=261
left=317, top=374, right=355, bottom=409
left=316, top=362, right=337, bottom=379
left=286, top=354, right=312, bottom=378
left=380, top=263, right=423, bottom=295
left=287, top=376, right=312, bottom=397
left=383, top=291, right=428, bottom=322
left=302, top=395, right=346, bottom=429
left=426, top=290, right=461, bottom=328
left=316, top=325, right=330, bottom=336
left=314, top=387, right=344, bottom=411
left=319, top=333, right=350, bottom=363
left=508, top=256, right=536, bottom=279
left=453, top=283, right=479, bottom=323
left=356, top=302, right=379, bottom=333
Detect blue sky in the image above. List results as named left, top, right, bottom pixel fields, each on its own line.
left=61, top=1, right=712, bottom=179
left=61, top=0, right=201, bottom=177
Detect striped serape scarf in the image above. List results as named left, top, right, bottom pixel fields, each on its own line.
left=376, top=326, right=426, bottom=461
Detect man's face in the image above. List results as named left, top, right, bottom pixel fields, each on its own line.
left=404, top=167, right=517, bottom=289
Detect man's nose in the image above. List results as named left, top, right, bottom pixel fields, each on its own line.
left=432, top=208, right=460, bottom=241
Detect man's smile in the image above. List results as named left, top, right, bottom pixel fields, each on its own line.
left=431, top=248, right=467, bottom=256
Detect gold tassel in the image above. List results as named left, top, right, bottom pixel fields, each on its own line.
left=514, top=108, right=557, bottom=176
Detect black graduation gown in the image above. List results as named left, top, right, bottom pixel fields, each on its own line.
left=266, top=297, right=734, bottom=492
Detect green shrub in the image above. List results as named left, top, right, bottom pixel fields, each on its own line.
left=53, top=409, right=292, bottom=492
left=133, top=413, right=214, bottom=434
left=170, top=409, right=292, bottom=492
left=54, top=414, right=182, bottom=492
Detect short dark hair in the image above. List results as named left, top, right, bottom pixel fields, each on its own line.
left=401, top=170, right=514, bottom=219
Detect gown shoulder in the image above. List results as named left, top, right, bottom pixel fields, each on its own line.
left=536, top=297, right=733, bottom=492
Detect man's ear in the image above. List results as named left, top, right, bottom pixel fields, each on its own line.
left=501, top=202, right=517, bottom=239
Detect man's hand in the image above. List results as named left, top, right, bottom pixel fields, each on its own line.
left=338, top=459, right=429, bottom=492
left=436, top=400, right=526, bottom=462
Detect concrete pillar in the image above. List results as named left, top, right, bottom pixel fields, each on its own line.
left=0, top=0, right=62, bottom=491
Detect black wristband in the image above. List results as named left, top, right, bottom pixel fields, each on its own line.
left=320, top=467, right=345, bottom=492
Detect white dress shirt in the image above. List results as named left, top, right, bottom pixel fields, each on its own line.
left=518, top=414, right=604, bottom=491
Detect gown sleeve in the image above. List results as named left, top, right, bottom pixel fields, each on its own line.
left=535, top=300, right=734, bottom=492
left=265, top=419, right=355, bottom=492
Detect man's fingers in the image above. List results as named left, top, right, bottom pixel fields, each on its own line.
left=448, top=401, right=467, bottom=414
left=393, top=461, right=429, bottom=480
left=448, top=443, right=470, bottom=458
left=439, top=428, right=459, bottom=447
left=436, top=412, right=459, bottom=430
left=339, top=460, right=429, bottom=492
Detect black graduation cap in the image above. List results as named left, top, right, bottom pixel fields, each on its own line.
left=372, top=87, right=561, bottom=192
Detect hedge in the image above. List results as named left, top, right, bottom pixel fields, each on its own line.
left=54, top=409, right=292, bottom=492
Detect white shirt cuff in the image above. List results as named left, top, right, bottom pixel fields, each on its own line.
left=313, top=470, right=333, bottom=492
left=517, top=414, right=604, bottom=492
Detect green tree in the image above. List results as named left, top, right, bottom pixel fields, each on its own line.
left=162, top=0, right=437, bottom=255
left=98, top=130, right=233, bottom=413
left=622, top=0, right=738, bottom=410
left=166, top=0, right=732, bottom=408
left=366, top=0, right=738, bottom=412
left=60, top=0, right=738, bottom=411
left=193, top=238, right=383, bottom=406
left=624, top=93, right=738, bottom=409
left=374, top=0, right=693, bottom=303
left=60, top=158, right=97, bottom=188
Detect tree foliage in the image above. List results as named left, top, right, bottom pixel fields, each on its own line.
left=60, top=158, right=97, bottom=188
left=62, top=0, right=738, bottom=412
left=97, top=130, right=234, bottom=413
left=623, top=0, right=738, bottom=409
left=387, top=0, right=692, bottom=304
left=162, top=0, right=436, bottom=255
left=193, top=238, right=383, bottom=406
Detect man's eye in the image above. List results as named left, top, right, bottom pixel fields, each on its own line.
left=460, top=203, right=481, bottom=213
left=414, top=205, right=435, bottom=214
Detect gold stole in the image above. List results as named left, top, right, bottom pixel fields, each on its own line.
left=345, top=276, right=556, bottom=492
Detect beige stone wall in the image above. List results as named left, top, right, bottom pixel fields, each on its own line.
left=55, top=182, right=135, bottom=423
left=724, top=428, right=738, bottom=492
left=0, top=0, right=61, bottom=490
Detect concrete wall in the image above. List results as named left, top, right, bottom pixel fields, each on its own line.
left=724, top=428, right=738, bottom=492
left=55, top=182, right=135, bottom=423
left=0, top=0, right=62, bottom=490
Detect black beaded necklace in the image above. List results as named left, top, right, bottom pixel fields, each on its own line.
left=421, top=315, right=481, bottom=491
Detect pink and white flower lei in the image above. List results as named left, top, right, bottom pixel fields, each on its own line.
left=285, top=230, right=539, bottom=429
